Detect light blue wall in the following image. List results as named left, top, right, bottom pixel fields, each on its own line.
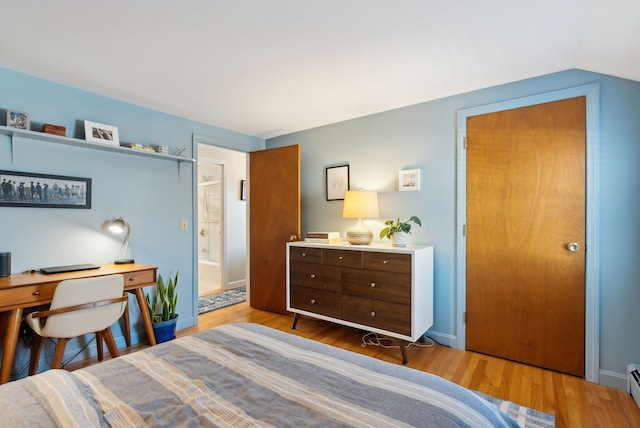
left=0, top=66, right=263, bottom=379
left=267, top=69, right=640, bottom=388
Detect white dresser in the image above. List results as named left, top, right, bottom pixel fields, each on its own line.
left=286, top=241, right=433, bottom=363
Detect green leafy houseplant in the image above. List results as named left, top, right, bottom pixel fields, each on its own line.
left=379, top=216, right=422, bottom=240
left=146, top=272, right=178, bottom=323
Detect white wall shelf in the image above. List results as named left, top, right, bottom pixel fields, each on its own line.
left=0, top=125, right=195, bottom=165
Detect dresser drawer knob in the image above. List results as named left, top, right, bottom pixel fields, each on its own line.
left=129, top=277, right=135, bottom=281
left=310, top=274, right=316, bottom=279
left=383, top=260, right=388, bottom=264
left=302, top=253, right=307, bottom=257
left=310, top=299, right=316, bottom=304
left=32, top=291, right=40, bottom=296
left=370, top=282, right=376, bottom=288
left=370, top=311, right=376, bottom=317
left=338, top=256, right=343, bottom=260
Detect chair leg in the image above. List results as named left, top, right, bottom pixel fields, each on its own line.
left=102, top=327, right=120, bottom=359
left=51, top=338, right=69, bottom=369
left=96, top=331, right=104, bottom=361
left=29, top=334, right=44, bottom=376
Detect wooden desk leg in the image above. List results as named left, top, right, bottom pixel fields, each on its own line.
left=134, top=288, right=156, bottom=346
left=0, top=312, right=7, bottom=344
left=122, top=294, right=131, bottom=347
left=1, top=308, right=23, bottom=384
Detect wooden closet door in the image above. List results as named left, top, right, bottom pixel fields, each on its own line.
left=466, top=97, right=586, bottom=377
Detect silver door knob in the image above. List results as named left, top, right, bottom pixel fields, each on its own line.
left=566, top=242, right=580, bottom=252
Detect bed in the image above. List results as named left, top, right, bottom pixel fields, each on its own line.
left=0, top=323, right=519, bottom=427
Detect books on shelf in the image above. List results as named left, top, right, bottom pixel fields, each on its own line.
left=305, top=231, right=341, bottom=244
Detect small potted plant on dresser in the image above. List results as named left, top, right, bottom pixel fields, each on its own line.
left=145, top=271, right=178, bottom=343
left=379, top=216, right=422, bottom=247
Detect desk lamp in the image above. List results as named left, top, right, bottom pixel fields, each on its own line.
left=108, top=217, right=134, bottom=264
left=342, top=190, right=379, bottom=245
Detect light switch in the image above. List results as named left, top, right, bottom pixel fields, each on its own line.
left=181, top=219, right=188, bottom=231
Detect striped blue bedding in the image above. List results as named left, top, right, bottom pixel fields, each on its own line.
left=0, top=323, right=518, bottom=427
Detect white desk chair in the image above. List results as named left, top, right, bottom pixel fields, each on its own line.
left=26, top=274, right=127, bottom=375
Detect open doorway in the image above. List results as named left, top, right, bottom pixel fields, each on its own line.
left=197, top=161, right=223, bottom=296
left=196, top=143, right=248, bottom=313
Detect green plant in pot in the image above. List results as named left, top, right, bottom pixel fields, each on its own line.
left=145, top=271, right=178, bottom=343
left=379, top=216, right=422, bottom=247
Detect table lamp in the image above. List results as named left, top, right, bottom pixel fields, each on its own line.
left=342, top=190, right=379, bottom=245
left=108, top=217, right=134, bottom=264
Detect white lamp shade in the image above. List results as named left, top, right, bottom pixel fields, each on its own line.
left=109, top=218, right=126, bottom=234
left=342, top=191, right=379, bottom=219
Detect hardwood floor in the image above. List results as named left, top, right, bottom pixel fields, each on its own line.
left=75, top=302, right=640, bottom=427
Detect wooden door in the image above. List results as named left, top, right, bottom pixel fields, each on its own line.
left=466, top=97, right=586, bottom=377
left=248, top=145, right=300, bottom=314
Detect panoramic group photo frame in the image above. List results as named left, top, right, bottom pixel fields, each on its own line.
left=0, top=170, right=92, bottom=209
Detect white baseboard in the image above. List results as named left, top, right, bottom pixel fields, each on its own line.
left=425, top=329, right=457, bottom=348
left=225, top=279, right=246, bottom=290
left=599, top=369, right=627, bottom=391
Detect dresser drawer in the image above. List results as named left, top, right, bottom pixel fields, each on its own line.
left=290, top=285, right=342, bottom=319
left=342, top=268, right=411, bottom=305
left=0, top=283, right=56, bottom=308
left=363, top=252, right=411, bottom=274
left=123, top=270, right=156, bottom=287
left=290, top=262, right=341, bottom=292
left=289, top=246, right=323, bottom=264
left=323, top=249, right=362, bottom=268
left=342, top=295, right=411, bottom=336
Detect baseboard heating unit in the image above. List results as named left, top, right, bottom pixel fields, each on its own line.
left=627, top=363, right=640, bottom=409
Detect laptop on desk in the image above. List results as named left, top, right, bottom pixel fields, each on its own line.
left=39, top=263, right=100, bottom=275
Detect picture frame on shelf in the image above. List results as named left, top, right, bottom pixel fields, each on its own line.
left=399, top=169, right=421, bottom=191
left=326, top=164, right=350, bottom=201
left=6, top=110, right=30, bottom=130
left=0, top=170, right=91, bottom=209
left=240, top=179, right=247, bottom=200
left=84, top=120, right=119, bottom=146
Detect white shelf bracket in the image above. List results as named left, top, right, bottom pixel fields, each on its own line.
left=9, top=132, right=16, bottom=164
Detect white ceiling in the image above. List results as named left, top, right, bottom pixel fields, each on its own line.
left=1, top=0, right=638, bottom=139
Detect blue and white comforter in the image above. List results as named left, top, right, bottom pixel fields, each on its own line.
left=0, top=323, right=519, bottom=427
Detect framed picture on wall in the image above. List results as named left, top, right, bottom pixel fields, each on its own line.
left=6, top=110, right=30, bottom=130
left=84, top=120, right=119, bottom=146
left=399, top=169, right=421, bottom=191
left=0, top=170, right=92, bottom=209
left=326, top=164, right=350, bottom=201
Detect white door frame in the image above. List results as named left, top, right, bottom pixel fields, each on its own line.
left=455, top=83, right=600, bottom=383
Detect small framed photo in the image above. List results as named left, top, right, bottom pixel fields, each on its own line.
left=326, top=164, right=350, bottom=201
left=399, top=169, right=421, bottom=191
left=84, top=120, right=119, bottom=146
left=0, top=170, right=91, bottom=209
left=6, top=110, right=30, bottom=130
left=240, top=179, right=247, bottom=201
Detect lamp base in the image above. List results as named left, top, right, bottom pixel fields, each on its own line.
left=115, top=258, right=135, bottom=265
left=346, top=229, right=373, bottom=245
